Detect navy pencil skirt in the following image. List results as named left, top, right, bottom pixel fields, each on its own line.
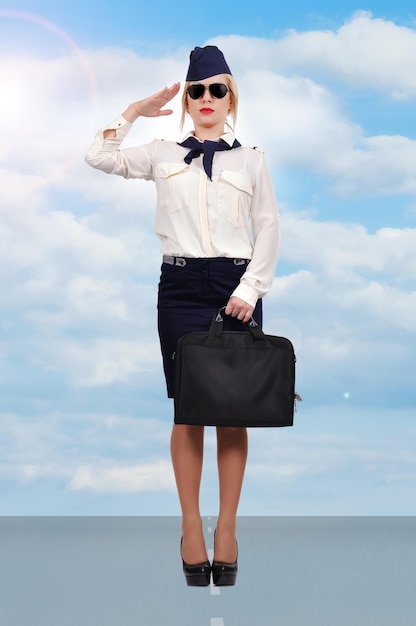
left=157, top=257, right=263, bottom=398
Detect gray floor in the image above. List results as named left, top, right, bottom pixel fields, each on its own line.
left=0, top=517, right=415, bottom=626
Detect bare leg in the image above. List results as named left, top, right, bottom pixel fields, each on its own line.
left=214, top=426, right=248, bottom=562
left=170, top=423, right=208, bottom=564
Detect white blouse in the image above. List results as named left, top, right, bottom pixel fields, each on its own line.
left=85, top=115, right=280, bottom=307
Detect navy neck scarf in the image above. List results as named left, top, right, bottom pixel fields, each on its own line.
left=178, top=136, right=241, bottom=180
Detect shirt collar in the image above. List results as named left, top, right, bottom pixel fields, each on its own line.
left=180, top=131, right=235, bottom=146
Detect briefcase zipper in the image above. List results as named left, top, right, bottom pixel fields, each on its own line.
left=294, top=392, right=302, bottom=412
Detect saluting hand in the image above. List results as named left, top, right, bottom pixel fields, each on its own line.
left=124, top=83, right=181, bottom=122
left=103, top=83, right=181, bottom=139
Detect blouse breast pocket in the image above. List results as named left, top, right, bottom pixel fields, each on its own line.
left=217, top=170, right=253, bottom=227
left=154, top=162, right=189, bottom=213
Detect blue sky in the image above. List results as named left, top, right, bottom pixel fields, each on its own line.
left=0, top=1, right=415, bottom=515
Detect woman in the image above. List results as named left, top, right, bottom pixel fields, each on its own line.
left=86, top=45, right=280, bottom=586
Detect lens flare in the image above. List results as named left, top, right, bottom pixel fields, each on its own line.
left=0, top=9, right=99, bottom=183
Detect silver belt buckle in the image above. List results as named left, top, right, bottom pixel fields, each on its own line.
left=175, top=257, right=186, bottom=267
left=234, top=258, right=246, bottom=266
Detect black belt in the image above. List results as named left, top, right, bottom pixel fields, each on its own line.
left=162, top=255, right=249, bottom=267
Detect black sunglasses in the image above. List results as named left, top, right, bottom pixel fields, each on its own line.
left=187, top=83, right=229, bottom=100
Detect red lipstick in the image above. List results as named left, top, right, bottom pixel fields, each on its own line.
left=200, top=108, right=214, bottom=114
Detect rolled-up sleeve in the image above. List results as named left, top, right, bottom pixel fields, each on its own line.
left=85, top=115, right=154, bottom=180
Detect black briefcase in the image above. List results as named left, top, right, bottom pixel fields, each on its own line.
left=173, top=308, right=300, bottom=427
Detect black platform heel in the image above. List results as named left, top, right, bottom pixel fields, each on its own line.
left=211, top=555, right=238, bottom=586
left=181, top=537, right=211, bottom=587
left=212, top=532, right=238, bottom=586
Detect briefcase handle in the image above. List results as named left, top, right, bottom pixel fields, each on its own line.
left=210, top=307, right=266, bottom=341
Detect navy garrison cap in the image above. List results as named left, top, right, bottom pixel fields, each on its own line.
left=186, top=45, right=232, bottom=81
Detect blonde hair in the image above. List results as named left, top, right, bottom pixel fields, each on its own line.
left=180, top=74, right=239, bottom=132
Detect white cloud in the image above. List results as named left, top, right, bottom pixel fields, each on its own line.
left=211, top=12, right=416, bottom=99
left=261, top=211, right=416, bottom=401
left=237, top=71, right=360, bottom=170
left=1, top=26, right=415, bottom=390
left=209, top=15, right=416, bottom=195
left=1, top=406, right=415, bottom=514
left=197, top=405, right=416, bottom=515
left=2, top=16, right=416, bottom=201
left=284, top=12, right=416, bottom=100
left=68, top=460, right=175, bottom=493
left=327, top=135, right=416, bottom=196
left=0, top=411, right=174, bottom=492
left=279, top=212, right=416, bottom=281
left=35, top=337, right=162, bottom=387
left=1, top=16, right=416, bottom=514
left=236, top=75, right=416, bottom=197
